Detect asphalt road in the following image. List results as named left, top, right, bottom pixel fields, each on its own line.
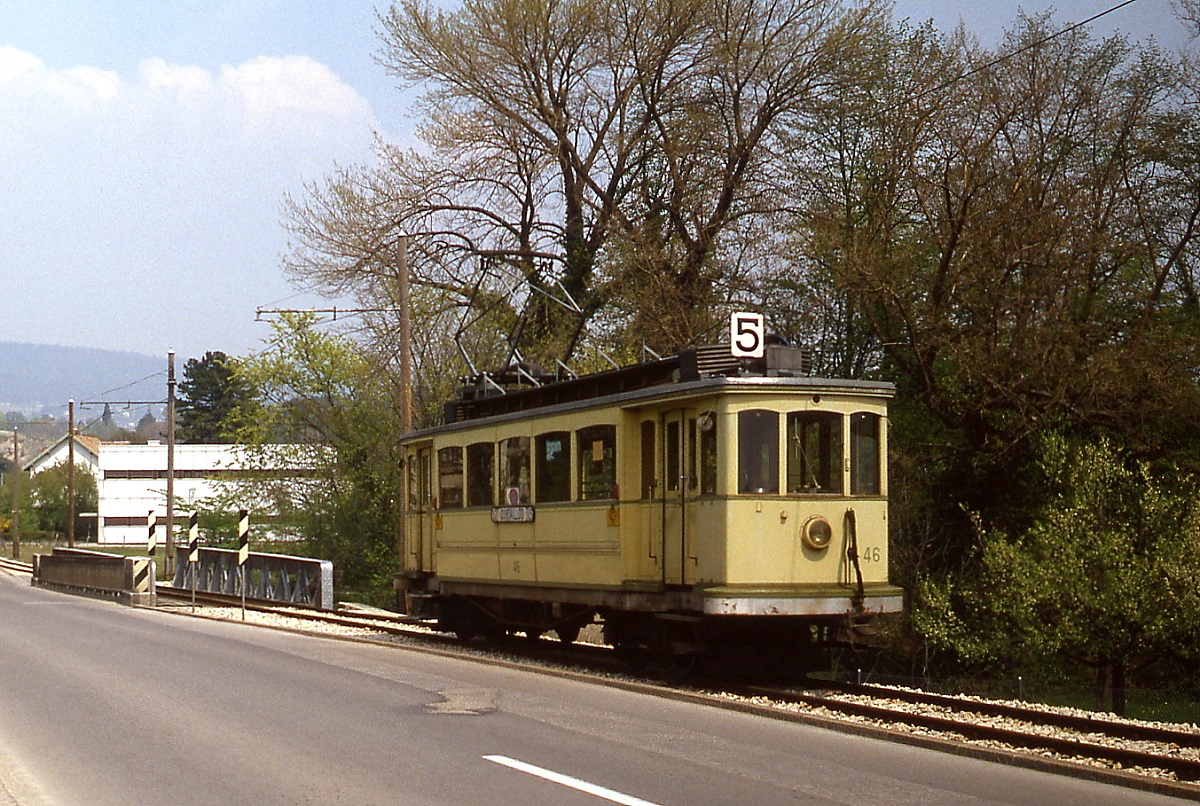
left=0, top=572, right=1190, bottom=805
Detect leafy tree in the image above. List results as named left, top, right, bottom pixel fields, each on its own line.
left=777, top=13, right=1200, bottom=601
left=177, top=351, right=257, bottom=443
left=231, top=315, right=405, bottom=603
left=915, top=434, right=1200, bottom=714
left=798, top=15, right=1200, bottom=459
left=27, top=462, right=99, bottom=541
left=0, top=469, right=34, bottom=545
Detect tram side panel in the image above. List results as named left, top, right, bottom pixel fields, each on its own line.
left=708, top=393, right=896, bottom=611
left=530, top=502, right=623, bottom=588
left=520, top=411, right=625, bottom=589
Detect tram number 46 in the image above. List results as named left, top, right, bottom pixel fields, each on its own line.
left=730, top=311, right=765, bottom=359
left=855, top=547, right=882, bottom=563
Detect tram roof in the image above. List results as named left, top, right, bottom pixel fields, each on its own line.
left=403, top=345, right=894, bottom=441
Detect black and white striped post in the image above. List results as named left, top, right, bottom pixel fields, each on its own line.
left=147, top=510, right=157, bottom=558
left=147, top=510, right=157, bottom=585
left=188, top=511, right=199, bottom=611
left=237, top=509, right=249, bottom=620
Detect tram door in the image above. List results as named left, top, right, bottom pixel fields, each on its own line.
left=661, top=409, right=696, bottom=586
left=404, top=443, right=435, bottom=573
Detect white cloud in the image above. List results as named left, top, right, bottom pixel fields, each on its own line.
left=0, top=45, right=121, bottom=109
left=139, top=58, right=213, bottom=98
left=0, top=45, right=42, bottom=83
left=219, top=55, right=374, bottom=137
left=0, top=47, right=379, bottom=358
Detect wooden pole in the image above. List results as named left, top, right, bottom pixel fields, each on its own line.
left=67, top=400, right=75, bottom=548
left=398, top=234, right=412, bottom=434
left=10, top=429, right=18, bottom=559
left=396, top=233, right=412, bottom=613
left=166, top=351, right=176, bottom=577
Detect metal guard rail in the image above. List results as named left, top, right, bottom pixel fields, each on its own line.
left=173, top=547, right=333, bottom=611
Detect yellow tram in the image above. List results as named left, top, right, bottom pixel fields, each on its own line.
left=397, top=345, right=902, bottom=665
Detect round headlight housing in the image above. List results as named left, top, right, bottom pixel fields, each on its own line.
left=802, top=516, right=833, bottom=551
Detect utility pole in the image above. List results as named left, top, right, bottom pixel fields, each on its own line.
left=10, top=429, right=18, bottom=559
left=166, top=351, right=176, bottom=577
left=398, top=233, right=412, bottom=434
left=67, top=399, right=75, bottom=548
left=396, top=234, right=412, bottom=613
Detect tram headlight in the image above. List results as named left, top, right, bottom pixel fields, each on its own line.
left=802, top=516, right=833, bottom=551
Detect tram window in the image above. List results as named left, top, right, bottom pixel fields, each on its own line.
left=500, top=437, right=531, bottom=505
left=851, top=412, right=881, bottom=495
left=787, top=411, right=843, bottom=494
left=687, top=418, right=698, bottom=490
left=640, top=420, right=656, bottom=499
left=438, top=446, right=464, bottom=508
left=466, top=442, right=494, bottom=507
left=666, top=420, right=681, bottom=492
left=406, top=451, right=420, bottom=510
left=536, top=432, right=571, bottom=502
left=578, top=425, right=617, bottom=500
left=738, top=410, right=779, bottom=494
left=699, top=412, right=717, bottom=495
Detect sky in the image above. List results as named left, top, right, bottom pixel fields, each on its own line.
left=0, top=0, right=1193, bottom=368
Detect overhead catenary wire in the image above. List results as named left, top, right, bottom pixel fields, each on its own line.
left=913, top=0, right=1144, bottom=101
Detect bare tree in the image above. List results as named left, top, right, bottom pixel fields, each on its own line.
left=283, top=0, right=885, bottom=368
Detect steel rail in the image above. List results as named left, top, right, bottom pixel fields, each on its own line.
left=154, top=586, right=440, bottom=637
left=733, top=684, right=1200, bottom=782
left=817, top=679, right=1200, bottom=748
left=0, top=557, right=33, bottom=574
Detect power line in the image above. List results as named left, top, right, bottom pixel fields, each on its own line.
left=94, top=371, right=166, bottom=400
left=914, top=0, right=1144, bottom=101
left=255, top=306, right=404, bottom=321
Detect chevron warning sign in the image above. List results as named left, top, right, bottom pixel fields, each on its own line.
left=188, top=511, right=199, bottom=564
left=238, top=509, right=249, bottom=566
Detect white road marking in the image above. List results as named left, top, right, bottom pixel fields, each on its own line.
left=484, top=755, right=662, bottom=806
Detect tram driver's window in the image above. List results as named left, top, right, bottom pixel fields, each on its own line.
left=687, top=418, right=698, bottom=490
left=578, top=425, right=617, bottom=500
left=738, top=410, right=778, bottom=494
left=640, top=420, right=656, bottom=499
left=466, top=442, right=494, bottom=507
left=666, top=420, right=681, bottom=492
left=438, top=446, right=464, bottom=508
left=850, top=412, right=881, bottom=495
left=536, top=432, right=571, bottom=502
left=787, top=411, right=843, bottom=494
left=699, top=412, right=717, bottom=495
left=407, top=450, right=421, bottom=510
left=500, top=437, right=531, bottom=505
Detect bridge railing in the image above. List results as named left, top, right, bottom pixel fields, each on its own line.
left=173, top=547, right=333, bottom=611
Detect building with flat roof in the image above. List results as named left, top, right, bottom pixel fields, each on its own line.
left=25, top=438, right=317, bottom=544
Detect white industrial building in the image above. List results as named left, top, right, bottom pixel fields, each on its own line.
left=24, top=437, right=316, bottom=545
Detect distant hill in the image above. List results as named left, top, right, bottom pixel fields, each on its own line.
left=0, top=342, right=167, bottom=414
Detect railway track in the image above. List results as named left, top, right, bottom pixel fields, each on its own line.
left=0, top=557, right=33, bottom=574
left=155, top=585, right=624, bottom=667
left=727, top=681, right=1200, bottom=782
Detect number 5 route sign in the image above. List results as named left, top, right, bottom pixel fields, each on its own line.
left=730, top=312, right=764, bottom=358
